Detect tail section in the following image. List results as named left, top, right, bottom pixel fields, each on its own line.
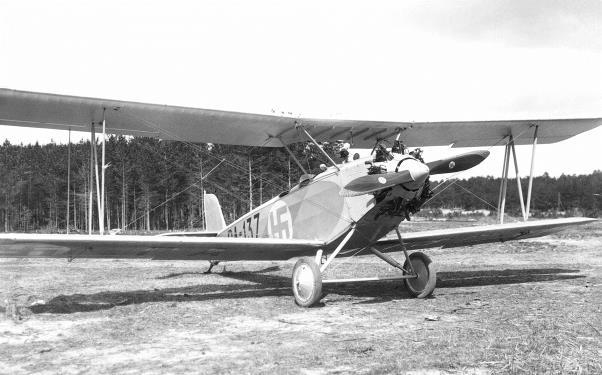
left=204, top=193, right=226, bottom=232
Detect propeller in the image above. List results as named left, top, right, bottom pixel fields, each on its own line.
left=340, top=150, right=489, bottom=197
left=426, top=150, right=489, bottom=175
left=340, top=170, right=415, bottom=197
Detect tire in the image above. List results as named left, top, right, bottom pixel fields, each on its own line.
left=292, top=257, right=323, bottom=307
left=403, top=252, right=436, bottom=298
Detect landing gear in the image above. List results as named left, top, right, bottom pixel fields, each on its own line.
left=403, top=252, right=436, bottom=298
left=292, top=257, right=322, bottom=307
left=290, top=226, right=437, bottom=306
left=394, top=228, right=436, bottom=298
left=204, top=260, right=220, bottom=274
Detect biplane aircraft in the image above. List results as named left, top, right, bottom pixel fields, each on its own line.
left=0, top=88, right=599, bottom=306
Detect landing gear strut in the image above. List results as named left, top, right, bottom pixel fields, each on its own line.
left=292, top=226, right=357, bottom=307
left=204, top=260, right=220, bottom=274
left=394, top=228, right=436, bottom=298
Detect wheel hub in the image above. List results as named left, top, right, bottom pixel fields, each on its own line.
left=295, top=264, right=315, bottom=301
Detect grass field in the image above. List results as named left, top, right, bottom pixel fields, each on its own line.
left=1, top=220, right=601, bottom=374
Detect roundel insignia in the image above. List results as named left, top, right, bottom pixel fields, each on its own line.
left=378, top=176, right=387, bottom=184
left=267, top=200, right=293, bottom=239
left=449, top=161, right=456, bottom=169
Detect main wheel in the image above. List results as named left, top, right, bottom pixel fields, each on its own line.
left=403, top=252, right=436, bottom=298
left=292, top=257, right=323, bottom=307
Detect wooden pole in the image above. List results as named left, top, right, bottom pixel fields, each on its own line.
left=200, top=159, right=205, bottom=231
left=248, top=155, right=253, bottom=211
left=100, top=110, right=106, bottom=235
left=259, top=172, right=263, bottom=205
left=93, top=132, right=101, bottom=233
left=122, top=161, right=126, bottom=231
left=73, top=186, right=77, bottom=230
left=67, top=128, right=71, bottom=234
left=88, top=123, right=95, bottom=234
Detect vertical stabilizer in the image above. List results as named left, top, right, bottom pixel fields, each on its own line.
left=204, top=193, right=226, bottom=232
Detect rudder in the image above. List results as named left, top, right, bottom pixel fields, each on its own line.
left=204, top=193, right=226, bottom=232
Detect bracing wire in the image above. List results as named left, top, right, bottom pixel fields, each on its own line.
left=124, top=158, right=226, bottom=229
left=111, top=109, right=364, bottom=229
left=123, top=134, right=357, bottom=229
left=424, top=125, right=536, bottom=216
left=112, top=108, right=536, bottom=231
left=107, top=115, right=288, bottom=226
left=454, top=183, right=499, bottom=211
left=427, top=124, right=534, bottom=194
left=115, top=110, right=291, bottom=192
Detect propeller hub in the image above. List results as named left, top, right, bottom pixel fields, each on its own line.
left=407, top=159, right=430, bottom=183
left=398, top=158, right=430, bottom=190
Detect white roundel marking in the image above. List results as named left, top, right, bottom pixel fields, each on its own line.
left=449, top=161, right=456, bottom=169
left=267, top=200, right=293, bottom=239
left=378, top=176, right=387, bottom=184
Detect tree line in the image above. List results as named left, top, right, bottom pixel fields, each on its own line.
left=0, top=137, right=599, bottom=233
left=428, top=172, right=601, bottom=218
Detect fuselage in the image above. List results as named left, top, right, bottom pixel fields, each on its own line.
left=217, top=152, right=430, bottom=252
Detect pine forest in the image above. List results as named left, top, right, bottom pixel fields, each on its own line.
left=0, top=137, right=599, bottom=233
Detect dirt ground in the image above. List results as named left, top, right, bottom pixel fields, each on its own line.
left=1, top=220, right=601, bottom=374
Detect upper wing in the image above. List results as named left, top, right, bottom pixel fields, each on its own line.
left=370, top=218, right=596, bottom=254
left=1, top=88, right=600, bottom=148
left=0, top=234, right=323, bottom=261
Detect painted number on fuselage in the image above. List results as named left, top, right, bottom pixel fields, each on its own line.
left=267, top=201, right=293, bottom=239
left=227, top=213, right=260, bottom=238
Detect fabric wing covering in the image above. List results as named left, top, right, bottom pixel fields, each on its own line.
left=370, top=218, right=596, bottom=255
left=0, top=218, right=594, bottom=261
left=0, top=235, right=325, bottom=261
left=1, top=89, right=600, bottom=148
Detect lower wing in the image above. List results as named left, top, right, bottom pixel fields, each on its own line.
left=0, top=235, right=323, bottom=261
left=371, top=217, right=596, bottom=254
left=0, top=218, right=594, bottom=261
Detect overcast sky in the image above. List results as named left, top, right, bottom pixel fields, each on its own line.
left=0, top=0, right=600, bottom=178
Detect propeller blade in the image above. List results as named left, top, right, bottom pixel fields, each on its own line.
left=340, top=170, right=414, bottom=197
left=426, top=150, right=490, bottom=175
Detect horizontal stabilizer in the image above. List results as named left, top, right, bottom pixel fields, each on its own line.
left=158, top=231, right=219, bottom=237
